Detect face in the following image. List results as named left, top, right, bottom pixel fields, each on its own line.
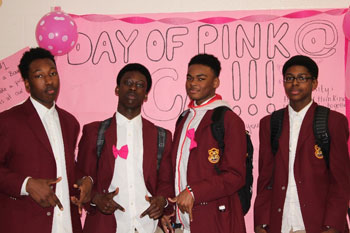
left=186, top=64, right=219, bottom=105
left=24, top=58, right=60, bottom=109
left=116, top=71, right=148, bottom=113
left=283, top=65, right=318, bottom=110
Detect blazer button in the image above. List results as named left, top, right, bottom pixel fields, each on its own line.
left=277, top=208, right=281, bottom=212
left=281, top=186, right=286, bottom=190
left=47, top=211, right=52, bottom=216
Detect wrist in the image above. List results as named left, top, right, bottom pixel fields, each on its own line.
left=186, top=184, right=194, bottom=200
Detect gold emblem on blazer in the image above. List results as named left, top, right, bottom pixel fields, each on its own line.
left=314, top=144, right=323, bottom=159
left=208, top=148, right=220, bottom=164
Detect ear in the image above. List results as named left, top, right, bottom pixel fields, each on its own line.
left=115, top=86, right=119, bottom=96
left=213, top=77, right=220, bottom=89
left=144, top=94, right=148, bottom=102
left=24, top=79, right=30, bottom=93
left=311, top=78, right=318, bottom=91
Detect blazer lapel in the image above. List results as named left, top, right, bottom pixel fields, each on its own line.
left=56, top=106, right=73, bottom=182
left=277, top=106, right=290, bottom=171
left=24, top=99, right=53, bottom=155
left=296, top=102, right=317, bottom=154
left=142, top=118, right=158, bottom=187
left=103, top=115, right=117, bottom=177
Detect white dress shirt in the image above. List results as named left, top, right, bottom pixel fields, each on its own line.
left=281, top=101, right=313, bottom=233
left=21, top=97, right=73, bottom=233
left=174, top=96, right=230, bottom=232
left=109, top=112, right=157, bottom=233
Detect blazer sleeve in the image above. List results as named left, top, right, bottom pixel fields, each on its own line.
left=253, top=115, right=274, bottom=226
left=0, top=119, right=27, bottom=197
left=75, top=123, right=99, bottom=187
left=190, top=111, right=247, bottom=204
left=156, top=129, right=175, bottom=214
left=323, top=112, right=350, bottom=231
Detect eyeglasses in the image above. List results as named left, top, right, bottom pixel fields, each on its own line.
left=123, top=79, right=146, bottom=89
left=283, top=76, right=314, bottom=83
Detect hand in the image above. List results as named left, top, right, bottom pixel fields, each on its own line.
left=160, top=212, right=175, bottom=233
left=322, top=228, right=339, bottom=233
left=70, top=176, right=93, bottom=214
left=140, top=195, right=167, bottom=219
left=254, top=225, right=267, bottom=233
left=26, top=177, right=63, bottom=210
left=169, top=189, right=194, bottom=221
left=92, top=188, right=125, bottom=215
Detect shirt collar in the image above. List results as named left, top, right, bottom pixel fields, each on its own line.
left=188, top=94, right=222, bottom=109
left=116, top=111, right=142, bottom=126
left=288, top=100, right=313, bottom=118
left=30, top=97, right=56, bottom=121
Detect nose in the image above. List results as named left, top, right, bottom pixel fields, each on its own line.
left=291, top=77, right=299, bottom=85
left=129, top=82, right=137, bottom=91
left=44, top=74, right=53, bottom=85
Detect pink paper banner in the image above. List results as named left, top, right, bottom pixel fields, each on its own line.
left=0, top=47, right=29, bottom=111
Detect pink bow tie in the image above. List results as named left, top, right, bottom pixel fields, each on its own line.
left=112, top=145, right=128, bottom=159
left=186, top=128, right=197, bottom=150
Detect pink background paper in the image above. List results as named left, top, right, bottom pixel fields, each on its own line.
left=0, top=9, right=348, bottom=231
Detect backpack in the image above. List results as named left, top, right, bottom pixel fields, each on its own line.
left=270, top=105, right=330, bottom=168
left=96, top=117, right=167, bottom=170
left=176, top=106, right=254, bottom=215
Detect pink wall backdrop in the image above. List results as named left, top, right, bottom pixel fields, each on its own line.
left=1, top=8, right=349, bottom=231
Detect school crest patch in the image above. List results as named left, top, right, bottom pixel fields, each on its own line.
left=208, top=148, right=220, bottom=164
left=314, top=144, right=323, bottom=159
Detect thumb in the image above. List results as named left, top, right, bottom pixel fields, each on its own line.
left=112, top=187, right=119, bottom=197
left=48, top=177, right=62, bottom=185
left=145, top=195, right=152, bottom=203
left=168, top=197, right=177, bottom=203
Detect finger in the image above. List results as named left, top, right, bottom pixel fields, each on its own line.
left=188, top=207, right=193, bottom=222
left=54, top=195, right=64, bottom=211
left=168, top=197, right=177, bottom=203
left=70, top=196, right=79, bottom=205
left=111, top=201, right=125, bottom=212
left=70, top=196, right=83, bottom=215
left=161, top=221, right=170, bottom=233
left=164, top=218, right=174, bottom=233
left=145, top=195, right=151, bottom=203
left=73, top=183, right=79, bottom=189
left=107, top=188, right=119, bottom=198
left=140, top=205, right=151, bottom=218
left=48, top=177, right=62, bottom=185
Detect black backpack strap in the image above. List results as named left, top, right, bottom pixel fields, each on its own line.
left=211, top=106, right=231, bottom=174
left=156, top=126, right=167, bottom=171
left=176, top=109, right=190, bottom=127
left=270, top=108, right=285, bottom=155
left=313, top=106, right=330, bottom=168
left=96, top=117, right=113, bottom=160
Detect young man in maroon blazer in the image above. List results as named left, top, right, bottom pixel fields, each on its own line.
left=75, top=63, right=173, bottom=233
left=254, top=55, right=350, bottom=233
left=0, top=47, right=85, bottom=233
left=161, top=54, right=247, bottom=233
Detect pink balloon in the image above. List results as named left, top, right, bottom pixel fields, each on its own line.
left=35, top=10, right=78, bottom=56
left=343, top=10, right=350, bottom=40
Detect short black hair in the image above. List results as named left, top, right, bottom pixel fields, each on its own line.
left=18, top=47, right=56, bottom=80
left=116, top=63, right=152, bottom=93
left=282, top=55, right=319, bottom=79
left=188, top=54, right=221, bottom=77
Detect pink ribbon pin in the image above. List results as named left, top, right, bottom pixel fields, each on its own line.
left=112, top=145, right=128, bottom=159
left=186, top=128, right=197, bottom=150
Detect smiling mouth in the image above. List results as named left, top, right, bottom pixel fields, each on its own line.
left=188, top=88, right=199, bottom=94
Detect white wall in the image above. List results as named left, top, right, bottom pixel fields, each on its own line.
left=0, top=0, right=349, bottom=59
